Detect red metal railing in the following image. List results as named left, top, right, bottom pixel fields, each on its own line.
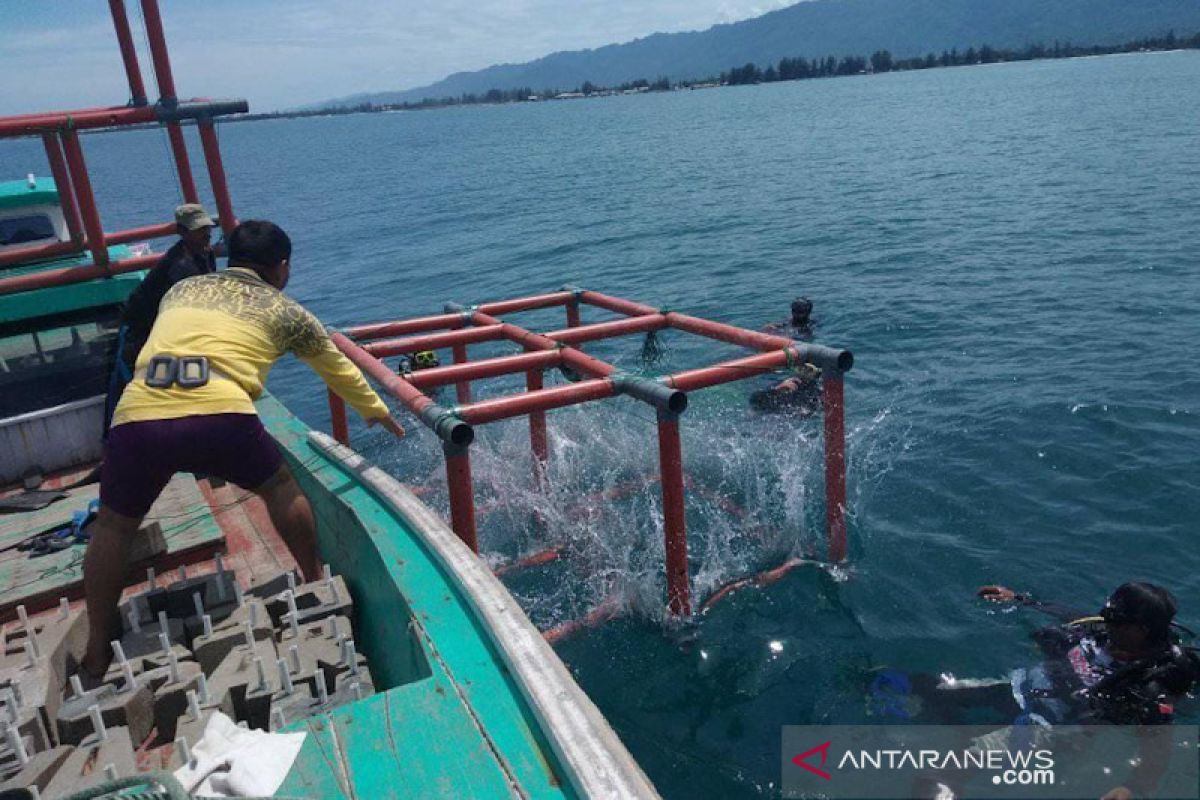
left=333, top=288, right=854, bottom=616
left=0, top=0, right=247, bottom=296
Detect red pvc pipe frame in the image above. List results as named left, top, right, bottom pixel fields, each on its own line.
left=445, top=446, right=479, bottom=553
left=657, top=412, right=691, bottom=616
left=365, top=325, right=506, bottom=356
left=329, top=289, right=852, bottom=618
left=41, top=133, right=84, bottom=246
left=451, top=343, right=472, bottom=404
left=0, top=0, right=245, bottom=292
left=0, top=254, right=158, bottom=295
left=198, top=121, right=236, bottom=237
left=139, top=0, right=178, bottom=100
left=822, top=374, right=848, bottom=562
left=0, top=220, right=195, bottom=271
left=328, top=390, right=349, bottom=446
left=346, top=313, right=466, bottom=341
left=59, top=130, right=108, bottom=268
left=108, top=0, right=148, bottom=105
left=167, top=124, right=200, bottom=204
left=527, top=368, right=550, bottom=481
left=406, top=349, right=561, bottom=390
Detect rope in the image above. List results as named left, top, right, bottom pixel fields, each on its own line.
left=59, top=771, right=188, bottom=800
left=57, top=770, right=296, bottom=800
left=131, top=0, right=185, bottom=204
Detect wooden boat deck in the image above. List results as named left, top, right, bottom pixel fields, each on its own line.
left=0, top=398, right=654, bottom=797
left=0, top=467, right=279, bottom=622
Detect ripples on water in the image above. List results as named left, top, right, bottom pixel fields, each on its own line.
left=4, top=50, right=1199, bottom=798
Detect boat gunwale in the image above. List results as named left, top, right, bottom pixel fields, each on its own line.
left=305, top=429, right=661, bottom=800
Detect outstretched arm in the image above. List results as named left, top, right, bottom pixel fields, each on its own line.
left=286, top=311, right=403, bottom=434
left=977, top=585, right=1089, bottom=624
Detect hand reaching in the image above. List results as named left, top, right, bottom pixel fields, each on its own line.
left=367, top=415, right=406, bottom=438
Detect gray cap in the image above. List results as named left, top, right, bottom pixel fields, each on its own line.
left=175, top=203, right=215, bottom=231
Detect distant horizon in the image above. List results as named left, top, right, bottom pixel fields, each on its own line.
left=1, top=1, right=797, bottom=116
left=234, top=33, right=1200, bottom=122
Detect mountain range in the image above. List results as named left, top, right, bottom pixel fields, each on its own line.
left=317, top=0, right=1200, bottom=107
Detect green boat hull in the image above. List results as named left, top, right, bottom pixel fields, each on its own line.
left=259, top=396, right=657, bottom=799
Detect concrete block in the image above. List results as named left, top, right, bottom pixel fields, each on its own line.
left=0, top=743, right=72, bottom=792
left=170, top=694, right=215, bottom=755
left=136, top=652, right=197, bottom=694
left=192, top=609, right=272, bottom=676
left=147, top=573, right=237, bottom=621
left=1, top=658, right=56, bottom=752
left=44, top=725, right=136, bottom=798
left=3, top=609, right=87, bottom=701
left=265, top=575, right=351, bottom=629
left=315, top=634, right=369, bottom=690
left=116, top=617, right=185, bottom=661
left=276, top=615, right=349, bottom=692
left=240, top=656, right=276, bottom=732
left=268, top=681, right=319, bottom=730
left=131, top=644, right=193, bottom=677
left=207, top=635, right=277, bottom=725
left=0, top=689, right=51, bottom=754
left=246, top=570, right=301, bottom=603
left=150, top=659, right=202, bottom=743
left=119, top=589, right=163, bottom=632
left=56, top=682, right=153, bottom=747
left=332, top=668, right=374, bottom=705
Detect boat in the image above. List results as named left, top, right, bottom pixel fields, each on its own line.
left=0, top=2, right=659, bottom=796
left=0, top=175, right=146, bottom=481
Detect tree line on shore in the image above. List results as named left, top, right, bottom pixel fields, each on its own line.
left=723, top=30, right=1200, bottom=84
left=233, top=31, right=1200, bottom=122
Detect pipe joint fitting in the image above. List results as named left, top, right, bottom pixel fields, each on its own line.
left=419, top=404, right=473, bottom=446
left=612, top=373, right=688, bottom=414
left=789, top=343, right=854, bottom=374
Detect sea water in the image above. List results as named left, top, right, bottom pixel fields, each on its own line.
left=4, top=49, right=1198, bottom=798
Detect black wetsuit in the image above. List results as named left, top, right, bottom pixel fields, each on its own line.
left=749, top=365, right=822, bottom=415
left=102, top=241, right=216, bottom=434
left=877, top=598, right=1198, bottom=727
left=121, top=241, right=217, bottom=359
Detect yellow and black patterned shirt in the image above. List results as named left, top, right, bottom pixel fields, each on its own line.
left=112, top=267, right=388, bottom=427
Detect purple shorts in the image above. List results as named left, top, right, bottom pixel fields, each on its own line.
left=101, top=413, right=283, bottom=518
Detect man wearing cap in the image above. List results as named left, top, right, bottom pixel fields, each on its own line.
left=103, top=203, right=219, bottom=432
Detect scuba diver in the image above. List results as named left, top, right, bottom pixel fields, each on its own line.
left=397, top=350, right=445, bottom=400
left=749, top=362, right=822, bottom=416
left=977, top=582, right=1198, bottom=727
left=872, top=582, right=1198, bottom=725
left=763, top=296, right=815, bottom=340
left=396, top=350, right=440, bottom=375
left=870, top=583, right=1199, bottom=800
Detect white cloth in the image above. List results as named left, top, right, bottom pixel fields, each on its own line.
left=173, top=711, right=306, bottom=797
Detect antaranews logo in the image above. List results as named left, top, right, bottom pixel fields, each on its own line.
left=791, top=741, right=832, bottom=780
left=789, top=741, right=1053, bottom=782
left=784, top=725, right=1200, bottom=800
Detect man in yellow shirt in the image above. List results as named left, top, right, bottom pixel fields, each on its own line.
left=83, top=220, right=403, bottom=677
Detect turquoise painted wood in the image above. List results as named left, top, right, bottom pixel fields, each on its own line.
left=261, top=396, right=575, bottom=799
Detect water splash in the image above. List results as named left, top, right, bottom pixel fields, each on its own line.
left=401, top=386, right=909, bottom=630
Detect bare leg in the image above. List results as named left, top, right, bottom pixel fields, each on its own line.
left=82, top=506, right=141, bottom=677
left=253, top=464, right=320, bottom=582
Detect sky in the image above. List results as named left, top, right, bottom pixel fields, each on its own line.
left=3, top=1, right=797, bottom=115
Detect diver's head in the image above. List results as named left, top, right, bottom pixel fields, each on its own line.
left=790, top=297, right=813, bottom=326
left=1101, top=582, right=1177, bottom=656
